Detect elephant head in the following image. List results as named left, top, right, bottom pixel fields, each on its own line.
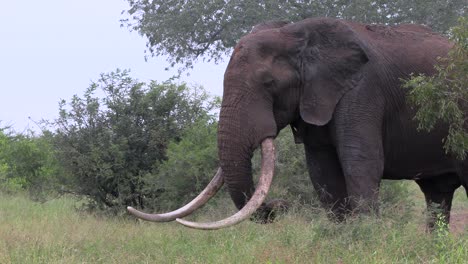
left=128, top=18, right=369, bottom=229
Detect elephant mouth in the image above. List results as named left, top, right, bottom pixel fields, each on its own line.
left=127, top=138, right=276, bottom=230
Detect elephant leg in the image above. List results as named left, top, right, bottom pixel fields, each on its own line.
left=339, top=158, right=383, bottom=214
left=335, top=121, right=384, bottom=214
left=304, top=144, right=350, bottom=221
left=333, top=89, right=386, bottom=214
left=416, top=174, right=461, bottom=231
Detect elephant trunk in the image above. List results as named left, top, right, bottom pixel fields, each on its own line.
left=174, top=77, right=279, bottom=229
left=176, top=138, right=276, bottom=229
left=215, top=73, right=278, bottom=210
left=217, top=108, right=256, bottom=210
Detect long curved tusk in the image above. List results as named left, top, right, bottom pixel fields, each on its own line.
left=176, top=138, right=275, bottom=230
left=127, top=168, right=224, bottom=222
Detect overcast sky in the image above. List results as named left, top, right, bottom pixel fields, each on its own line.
left=0, top=1, right=227, bottom=133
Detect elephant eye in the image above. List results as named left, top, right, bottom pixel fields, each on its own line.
left=263, top=79, right=275, bottom=89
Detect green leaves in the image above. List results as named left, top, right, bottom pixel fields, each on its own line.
left=0, top=129, right=62, bottom=199
left=149, top=117, right=219, bottom=209
left=52, top=69, right=218, bottom=213
left=122, top=0, right=466, bottom=70
left=404, top=17, right=468, bottom=160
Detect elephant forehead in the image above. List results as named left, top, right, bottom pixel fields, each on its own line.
left=242, top=31, right=288, bottom=52
left=233, top=45, right=242, bottom=54
left=229, top=44, right=249, bottom=68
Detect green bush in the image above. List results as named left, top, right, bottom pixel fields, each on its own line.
left=0, top=129, right=63, bottom=200
left=51, top=69, right=218, bottom=214
left=404, top=17, right=468, bottom=159
left=147, top=116, right=219, bottom=210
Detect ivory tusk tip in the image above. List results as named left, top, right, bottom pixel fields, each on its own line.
left=175, top=218, right=190, bottom=227
left=175, top=218, right=210, bottom=230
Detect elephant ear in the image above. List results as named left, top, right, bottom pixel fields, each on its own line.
left=250, top=21, right=289, bottom=34
left=296, top=19, right=369, bottom=126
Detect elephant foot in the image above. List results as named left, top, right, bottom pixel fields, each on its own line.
left=250, top=199, right=290, bottom=224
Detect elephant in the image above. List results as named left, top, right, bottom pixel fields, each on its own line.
left=128, top=17, right=467, bottom=230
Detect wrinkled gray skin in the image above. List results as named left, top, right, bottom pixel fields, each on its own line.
left=218, top=18, right=467, bottom=229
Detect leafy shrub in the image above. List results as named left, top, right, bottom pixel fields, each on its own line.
left=147, top=116, right=219, bottom=210
left=51, top=69, right=218, bottom=213
left=0, top=129, right=63, bottom=200
left=404, top=17, right=468, bottom=159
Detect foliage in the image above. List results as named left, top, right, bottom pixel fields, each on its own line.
left=0, top=129, right=62, bottom=200
left=404, top=17, right=468, bottom=159
left=379, top=180, right=414, bottom=223
left=379, top=180, right=412, bottom=206
left=122, top=0, right=467, bottom=69
left=50, top=69, right=218, bottom=213
left=147, top=116, right=220, bottom=210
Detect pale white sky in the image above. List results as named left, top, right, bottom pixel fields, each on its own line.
left=0, top=1, right=227, bottom=132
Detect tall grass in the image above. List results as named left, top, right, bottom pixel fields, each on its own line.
left=0, top=186, right=466, bottom=264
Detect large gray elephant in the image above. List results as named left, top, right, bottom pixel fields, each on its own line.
left=128, top=18, right=467, bottom=230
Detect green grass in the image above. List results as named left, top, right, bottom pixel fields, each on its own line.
left=0, top=186, right=466, bottom=264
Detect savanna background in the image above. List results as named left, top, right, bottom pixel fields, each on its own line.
left=1, top=1, right=467, bottom=263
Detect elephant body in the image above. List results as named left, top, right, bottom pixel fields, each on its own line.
left=293, top=21, right=462, bottom=216
left=218, top=18, right=467, bottom=228
left=128, top=17, right=467, bottom=230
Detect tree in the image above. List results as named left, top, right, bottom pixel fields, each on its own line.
left=0, top=129, right=62, bottom=199
left=51, top=69, right=218, bottom=213
left=148, top=116, right=219, bottom=210
left=121, top=0, right=466, bottom=69
left=403, top=17, right=467, bottom=159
